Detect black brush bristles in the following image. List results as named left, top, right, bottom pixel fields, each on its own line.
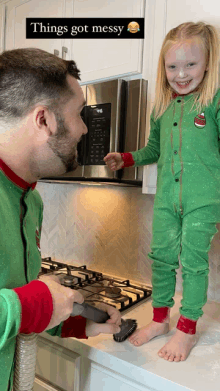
left=113, top=319, right=138, bottom=342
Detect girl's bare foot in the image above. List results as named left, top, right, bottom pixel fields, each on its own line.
left=158, top=329, right=197, bottom=362
left=128, top=321, right=169, bottom=346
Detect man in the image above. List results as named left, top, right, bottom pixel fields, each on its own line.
left=0, top=48, right=121, bottom=391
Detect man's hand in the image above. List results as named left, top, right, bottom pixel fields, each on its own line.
left=39, top=274, right=84, bottom=330
left=85, top=303, right=121, bottom=337
left=103, top=153, right=124, bottom=171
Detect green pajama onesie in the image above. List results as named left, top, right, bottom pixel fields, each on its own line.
left=131, top=89, right=220, bottom=321
left=0, top=160, right=65, bottom=391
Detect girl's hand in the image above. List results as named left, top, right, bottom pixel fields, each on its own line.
left=104, top=152, right=124, bottom=171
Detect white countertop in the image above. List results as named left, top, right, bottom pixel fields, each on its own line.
left=42, top=293, right=220, bottom=391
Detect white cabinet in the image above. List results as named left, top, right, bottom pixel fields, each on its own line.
left=72, top=0, right=144, bottom=82
left=34, top=377, right=58, bottom=391
left=33, top=335, right=156, bottom=391
left=5, top=0, right=67, bottom=57
left=3, top=0, right=144, bottom=82
left=83, top=362, right=154, bottom=391
left=34, top=337, right=152, bottom=391
left=33, top=336, right=81, bottom=391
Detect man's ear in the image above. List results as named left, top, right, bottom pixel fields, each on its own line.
left=33, top=107, right=56, bottom=140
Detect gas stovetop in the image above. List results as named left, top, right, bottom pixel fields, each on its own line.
left=39, top=257, right=152, bottom=314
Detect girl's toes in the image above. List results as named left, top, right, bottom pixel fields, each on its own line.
left=158, top=349, right=166, bottom=358
left=164, top=352, right=171, bottom=360
left=168, top=354, right=175, bottom=362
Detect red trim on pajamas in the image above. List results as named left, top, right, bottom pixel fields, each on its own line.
left=61, top=315, right=88, bottom=339
left=153, top=307, right=170, bottom=323
left=120, top=153, right=135, bottom=167
left=13, top=280, right=53, bottom=333
left=177, top=315, right=197, bottom=335
left=0, top=159, right=37, bottom=190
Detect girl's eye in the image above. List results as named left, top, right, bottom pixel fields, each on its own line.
left=167, top=65, right=176, bottom=70
left=187, top=62, right=195, bottom=67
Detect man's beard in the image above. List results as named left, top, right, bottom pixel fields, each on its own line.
left=47, top=112, right=79, bottom=173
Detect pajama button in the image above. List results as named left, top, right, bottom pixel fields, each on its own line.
left=174, top=122, right=177, bottom=126
left=174, top=150, right=178, bottom=154
left=177, top=99, right=181, bottom=102
left=175, top=178, right=179, bottom=182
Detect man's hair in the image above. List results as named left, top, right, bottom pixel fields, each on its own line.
left=154, top=21, right=220, bottom=119
left=0, top=47, right=81, bottom=126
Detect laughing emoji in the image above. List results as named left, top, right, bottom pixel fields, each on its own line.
left=127, top=21, right=140, bottom=34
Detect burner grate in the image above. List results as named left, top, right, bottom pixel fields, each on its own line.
left=40, top=257, right=152, bottom=313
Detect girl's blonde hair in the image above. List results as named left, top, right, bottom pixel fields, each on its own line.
left=154, top=21, right=220, bottom=119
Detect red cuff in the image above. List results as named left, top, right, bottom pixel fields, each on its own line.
left=153, top=307, right=170, bottom=323
left=176, top=315, right=197, bottom=335
left=61, top=315, right=88, bottom=339
left=13, top=280, right=53, bottom=334
left=120, top=153, right=135, bottom=167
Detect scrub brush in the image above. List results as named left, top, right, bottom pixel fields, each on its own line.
left=113, top=319, right=137, bottom=342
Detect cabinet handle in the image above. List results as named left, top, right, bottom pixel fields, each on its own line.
left=62, top=47, right=68, bottom=60
left=54, top=49, right=59, bottom=57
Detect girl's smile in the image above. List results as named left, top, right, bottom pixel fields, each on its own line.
left=176, top=80, right=192, bottom=88
left=165, top=39, right=208, bottom=95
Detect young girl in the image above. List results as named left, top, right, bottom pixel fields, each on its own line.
left=104, top=21, right=220, bottom=362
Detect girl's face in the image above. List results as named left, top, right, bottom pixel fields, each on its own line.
left=164, top=39, right=208, bottom=95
